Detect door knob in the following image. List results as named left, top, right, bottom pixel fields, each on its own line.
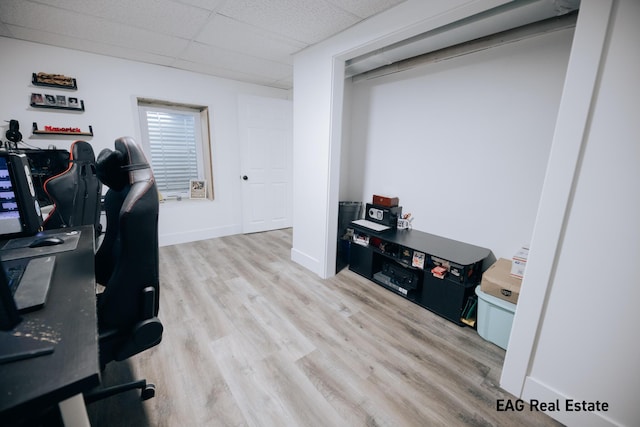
left=242, top=175, right=248, bottom=180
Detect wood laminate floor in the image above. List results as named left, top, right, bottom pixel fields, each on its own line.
left=87, top=229, right=562, bottom=427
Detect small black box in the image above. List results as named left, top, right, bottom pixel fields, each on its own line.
left=365, top=203, right=402, bottom=227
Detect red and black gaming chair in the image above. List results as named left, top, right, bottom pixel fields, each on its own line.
left=42, top=140, right=102, bottom=234
left=84, top=136, right=162, bottom=403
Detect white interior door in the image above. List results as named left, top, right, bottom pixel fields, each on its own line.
left=239, top=95, right=293, bottom=233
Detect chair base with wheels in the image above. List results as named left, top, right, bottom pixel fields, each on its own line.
left=84, top=379, right=155, bottom=404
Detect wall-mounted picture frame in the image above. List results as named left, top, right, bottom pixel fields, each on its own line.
left=31, top=93, right=45, bottom=105
left=189, top=179, right=206, bottom=199
left=31, top=93, right=85, bottom=111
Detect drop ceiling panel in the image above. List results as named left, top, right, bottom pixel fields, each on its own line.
left=0, top=0, right=190, bottom=56
left=7, top=25, right=177, bottom=68
left=0, top=0, right=409, bottom=89
left=217, top=0, right=361, bottom=44
left=182, top=41, right=291, bottom=78
left=173, top=0, right=227, bottom=12
left=325, top=0, right=406, bottom=19
left=196, top=14, right=305, bottom=64
left=171, top=59, right=291, bottom=89
left=36, top=0, right=213, bottom=39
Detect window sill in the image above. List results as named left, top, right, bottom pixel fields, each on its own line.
left=159, top=195, right=213, bottom=203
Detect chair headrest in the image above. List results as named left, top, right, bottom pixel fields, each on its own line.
left=70, top=140, right=95, bottom=163
left=96, top=136, right=151, bottom=191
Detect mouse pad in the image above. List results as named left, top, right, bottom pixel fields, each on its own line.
left=0, top=230, right=81, bottom=261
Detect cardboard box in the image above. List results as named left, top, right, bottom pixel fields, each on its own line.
left=511, top=246, right=528, bottom=279
left=481, top=258, right=522, bottom=304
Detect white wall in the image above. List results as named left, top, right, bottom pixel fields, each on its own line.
left=292, top=0, right=512, bottom=277
left=503, top=1, right=640, bottom=426
left=0, top=37, right=289, bottom=246
left=295, top=0, right=638, bottom=425
left=345, top=28, right=573, bottom=259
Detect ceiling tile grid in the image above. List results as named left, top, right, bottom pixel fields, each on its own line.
left=7, top=24, right=178, bottom=67
left=0, top=0, right=407, bottom=89
left=325, top=0, right=407, bottom=18
left=217, top=0, right=362, bottom=44
left=24, top=0, right=214, bottom=39
left=195, top=14, right=306, bottom=65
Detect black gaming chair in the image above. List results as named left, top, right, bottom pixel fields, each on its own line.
left=42, top=140, right=102, bottom=234
left=84, top=136, right=163, bottom=404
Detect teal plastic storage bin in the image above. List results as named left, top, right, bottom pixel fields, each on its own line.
left=475, top=286, right=516, bottom=350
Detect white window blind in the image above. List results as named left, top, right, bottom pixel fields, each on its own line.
left=138, top=103, right=209, bottom=197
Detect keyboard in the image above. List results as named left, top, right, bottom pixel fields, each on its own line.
left=3, top=256, right=56, bottom=313
left=5, top=263, right=24, bottom=295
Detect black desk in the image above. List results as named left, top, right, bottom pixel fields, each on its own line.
left=0, top=226, right=99, bottom=424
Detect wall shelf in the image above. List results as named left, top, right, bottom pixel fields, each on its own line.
left=32, top=122, right=93, bottom=137
left=32, top=73, right=77, bottom=90
left=30, top=100, right=85, bottom=112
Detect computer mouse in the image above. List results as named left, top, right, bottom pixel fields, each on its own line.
left=29, top=236, right=65, bottom=248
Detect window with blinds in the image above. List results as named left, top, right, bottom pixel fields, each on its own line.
left=138, top=101, right=213, bottom=199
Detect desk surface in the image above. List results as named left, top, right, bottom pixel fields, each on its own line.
left=0, top=226, right=100, bottom=420
left=351, top=223, right=491, bottom=266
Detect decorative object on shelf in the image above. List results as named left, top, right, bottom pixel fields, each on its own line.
left=431, top=265, right=448, bottom=279
left=397, top=213, right=413, bottom=230
left=412, top=250, right=425, bottom=269
left=31, top=93, right=85, bottom=111
left=32, top=122, right=93, bottom=136
left=189, top=179, right=206, bottom=199
left=5, top=119, right=23, bottom=143
left=32, top=72, right=77, bottom=90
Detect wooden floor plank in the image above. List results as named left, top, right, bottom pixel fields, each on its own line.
left=87, top=228, right=562, bottom=427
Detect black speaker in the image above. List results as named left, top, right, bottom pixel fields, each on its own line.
left=6, top=120, right=22, bottom=143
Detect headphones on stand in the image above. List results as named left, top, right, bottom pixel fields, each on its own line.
left=4, top=119, right=22, bottom=149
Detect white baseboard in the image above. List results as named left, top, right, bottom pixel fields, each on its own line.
left=159, top=224, right=242, bottom=247
left=290, top=247, right=322, bottom=277
left=522, top=376, right=619, bottom=427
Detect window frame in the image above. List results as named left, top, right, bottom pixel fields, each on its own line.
left=137, top=99, right=214, bottom=200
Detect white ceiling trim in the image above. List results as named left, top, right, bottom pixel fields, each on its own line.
left=345, top=0, right=581, bottom=78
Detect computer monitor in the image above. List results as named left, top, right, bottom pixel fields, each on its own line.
left=0, top=152, right=43, bottom=238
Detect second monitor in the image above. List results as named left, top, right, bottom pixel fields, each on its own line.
left=0, top=152, right=44, bottom=238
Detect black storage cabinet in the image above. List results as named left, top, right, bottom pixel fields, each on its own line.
left=348, top=223, right=491, bottom=325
